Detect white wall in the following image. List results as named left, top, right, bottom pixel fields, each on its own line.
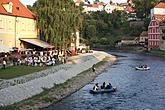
left=151, top=8, right=165, bottom=18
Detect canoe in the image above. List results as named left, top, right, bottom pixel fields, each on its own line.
left=89, top=87, right=117, bottom=94
left=135, top=66, right=150, bottom=71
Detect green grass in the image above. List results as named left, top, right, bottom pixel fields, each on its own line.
left=0, top=65, right=48, bottom=79
left=149, top=49, right=165, bottom=57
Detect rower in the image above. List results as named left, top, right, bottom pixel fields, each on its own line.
left=93, top=83, right=99, bottom=91
left=105, top=83, right=112, bottom=89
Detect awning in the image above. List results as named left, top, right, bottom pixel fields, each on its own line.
left=20, top=38, right=54, bottom=49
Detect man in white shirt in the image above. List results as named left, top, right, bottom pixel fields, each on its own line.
left=3, top=59, right=6, bottom=69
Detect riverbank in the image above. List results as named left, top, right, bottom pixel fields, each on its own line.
left=145, top=49, right=165, bottom=57
left=0, top=51, right=117, bottom=110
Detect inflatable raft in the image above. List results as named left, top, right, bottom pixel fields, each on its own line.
left=89, top=87, right=117, bottom=94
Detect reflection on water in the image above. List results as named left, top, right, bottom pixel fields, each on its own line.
left=44, top=52, right=165, bottom=110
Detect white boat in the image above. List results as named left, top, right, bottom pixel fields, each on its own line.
left=135, top=66, right=150, bottom=71
left=89, top=87, right=117, bottom=94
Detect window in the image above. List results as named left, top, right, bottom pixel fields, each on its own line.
left=22, top=22, right=25, bottom=31
left=8, top=20, right=13, bottom=30
left=8, top=2, right=13, bottom=13
left=152, top=28, right=156, bottom=33
left=28, top=21, right=31, bottom=31
left=0, top=19, right=3, bottom=29
left=16, top=7, right=19, bottom=11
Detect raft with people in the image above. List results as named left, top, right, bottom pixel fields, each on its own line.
left=89, top=87, right=117, bottom=94
left=135, top=65, right=150, bottom=71
left=90, top=82, right=117, bottom=94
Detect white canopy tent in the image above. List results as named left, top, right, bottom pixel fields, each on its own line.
left=0, top=44, right=13, bottom=53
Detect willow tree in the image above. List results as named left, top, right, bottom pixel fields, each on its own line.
left=32, top=0, right=83, bottom=50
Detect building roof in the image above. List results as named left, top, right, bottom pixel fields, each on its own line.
left=119, top=3, right=128, bottom=6
left=0, top=0, right=35, bottom=19
left=140, top=31, right=148, bottom=36
left=97, top=2, right=104, bottom=6
left=127, top=6, right=134, bottom=13
left=110, top=2, right=117, bottom=6
left=154, top=2, right=165, bottom=8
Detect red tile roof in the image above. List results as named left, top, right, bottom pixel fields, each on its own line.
left=0, top=0, right=35, bottom=19
left=92, top=4, right=98, bottom=8
left=97, top=2, right=104, bottom=6
left=119, top=3, right=128, bottom=6
left=110, top=3, right=117, bottom=6
left=154, top=2, right=165, bottom=8
left=127, top=6, right=134, bottom=13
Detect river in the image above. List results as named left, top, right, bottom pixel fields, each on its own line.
left=44, top=52, right=165, bottom=110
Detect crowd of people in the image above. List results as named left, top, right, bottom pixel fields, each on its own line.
left=16, top=54, right=67, bottom=67
left=0, top=50, right=69, bottom=69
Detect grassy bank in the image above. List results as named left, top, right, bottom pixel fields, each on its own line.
left=0, top=65, right=48, bottom=79
left=146, top=49, right=165, bottom=57
left=0, top=57, right=116, bottom=110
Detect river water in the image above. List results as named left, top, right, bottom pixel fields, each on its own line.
left=44, top=52, right=165, bottom=110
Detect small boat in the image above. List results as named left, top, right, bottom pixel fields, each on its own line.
left=135, top=66, right=150, bottom=71
left=89, top=87, right=117, bottom=94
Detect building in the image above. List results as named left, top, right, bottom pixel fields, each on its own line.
left=104, top=1, right=135, bottom=14
left=150, top=2, right=165, bottom=19
left=82, top=2, right=104, bottom=13
left=148, top=2, right=165, bottom=50
left=104, top=2, right=117, bottom=13
left=159, top=20, right=165, bottom=50
left=139, top=31, right=148, bottom=45
left=148, top=16, right=161, bottom=50
left=0, top=0, right=55, bottom=50
left=121, top=37, right=138, bottom=45
left=73, top=0, right=86, bottom=6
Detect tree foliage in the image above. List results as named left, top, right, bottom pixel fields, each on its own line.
left=31, top=0, right=83, bottom=49
left=132, top=0, right=160, bottom=19
left=81, top=11, right=129, bottom=47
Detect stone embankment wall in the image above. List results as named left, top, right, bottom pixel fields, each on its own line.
left=0, top=51, right=116, bottom=106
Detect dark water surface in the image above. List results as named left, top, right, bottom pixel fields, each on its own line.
left=44, top=52, right=165, bottom=110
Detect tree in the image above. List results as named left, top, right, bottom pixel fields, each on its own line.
left=132, top=0, right=160, bottom=19
left=31, top=0, right=83, bottom=50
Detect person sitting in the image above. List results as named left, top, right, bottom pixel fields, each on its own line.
left=139, top=65, right=143, bottom=68
left=101, top=82, right=106, bottom=89
left=143, top=64, right=147, bottom=68
left=105, top=83, right=112, bottom=89
left=93, top=83, right=99, bottom=91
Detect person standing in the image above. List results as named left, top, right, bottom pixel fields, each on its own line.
left=92, top=64, right=96, bottom=72
left=3, top=59, right=6, bottom=69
